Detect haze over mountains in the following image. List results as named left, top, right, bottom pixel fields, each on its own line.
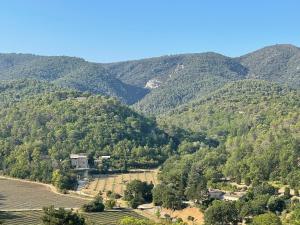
left=0, top=44, right=299, bottom=114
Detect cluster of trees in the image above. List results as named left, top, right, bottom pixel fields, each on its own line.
left=81, top=196, right=105, bottom=212
left=0, top=79, right=67, bottom=107
left=203, top=182, right=294, bottom=225
left=51, top=169, right=78, bottom=191
left=149, top=134, right=298, bottom=224
left=124, top=180, right=154, bottom=208
left=152, top=152, right=220, bottom=210
left=41, top=206, right=85, bottom=225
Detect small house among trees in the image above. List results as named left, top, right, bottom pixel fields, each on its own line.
left=70, top=154, right=89, bottom=169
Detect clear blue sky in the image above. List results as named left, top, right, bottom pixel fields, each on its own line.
left=0, top=0, right=299, bottom=62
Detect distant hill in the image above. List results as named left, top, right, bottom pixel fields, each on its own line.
left=130, top=53, right=248, bottom=114
left=239, top=44, right=300, bottom=88
left=0, top=44, right=299, bottom=114
left=0, top=54, right=147, bottom=104
left=130, top=44, right=300, bottom=114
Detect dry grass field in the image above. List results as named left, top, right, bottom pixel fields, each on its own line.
left=0, top=210, right=145, bottom=225
left=82, top=169, right=159, bottom=197
left=0, top=177, right=146, bottom=225
left=0, top=171, right=158, bottom=224
left=0, top=178, right=89, bottom=210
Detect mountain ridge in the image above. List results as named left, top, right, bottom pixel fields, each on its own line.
left=0, top=44, right=299, bottom=114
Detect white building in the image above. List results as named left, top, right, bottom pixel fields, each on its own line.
left=70, top=154, right=89, bottom=169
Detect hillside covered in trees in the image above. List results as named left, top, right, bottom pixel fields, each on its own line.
left=0, top=90, right=172, bottom=183
left=0, top=80, right=218, bottom=188
left=159, top=80, right=300, bottom=187
left=0, top=54, right=147, bottom=104
left=0, top=44, right=299, bottom=114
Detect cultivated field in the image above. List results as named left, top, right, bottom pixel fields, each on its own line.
left=82, top=169, right=159, bottom=196
left=0, top=210, right=145, bottom=225
left=0, top=178, right=89, bottom=210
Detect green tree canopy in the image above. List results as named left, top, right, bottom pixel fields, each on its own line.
left=124, top=180, right=154, bottom=208
left=252, top=212, right=282, bottom=225
left=204, top=200, right=239, bottom=225
left=41, top=206, right=85, bottom=225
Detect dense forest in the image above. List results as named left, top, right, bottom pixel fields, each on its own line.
left=159, top=80, right=300, bottom=184
left=0, top=90, right=173, bottom=183
left=0, top=80, right=218, bottom=189
left=0, top=79, right=67, bottom=107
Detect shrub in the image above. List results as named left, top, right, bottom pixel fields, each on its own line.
left=81, top=196, right=105, bottom=212
left=42, top=206, right=85, bottom=225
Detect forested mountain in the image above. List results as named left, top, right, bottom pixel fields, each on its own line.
left=239, top=44, right=300, bottom=88
left=0, top=91, right=172, bottom=182
left=0, top=44, right=299, bottom=114
left=132, top=53, right=247, bottom=114
left=159, top=80, right=300, bottom=183
left=0, top=54, right=147, bottom=104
